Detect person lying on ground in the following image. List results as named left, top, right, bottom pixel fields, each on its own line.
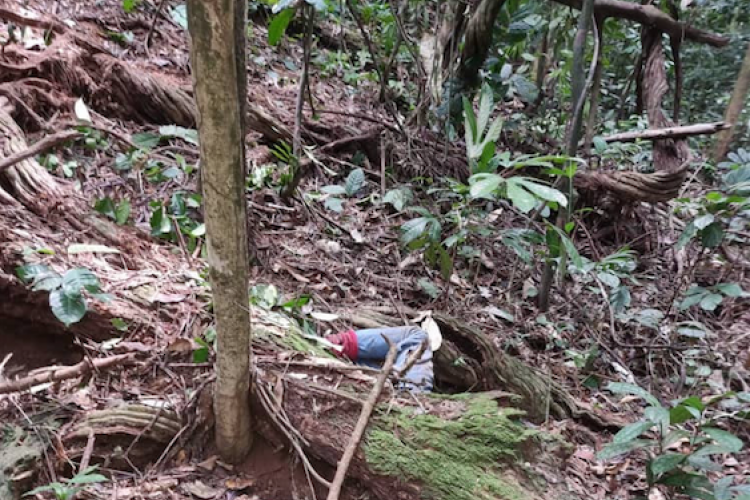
left=325, top=326, right=434, bottom=392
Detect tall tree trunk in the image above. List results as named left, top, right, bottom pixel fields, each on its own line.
left=187, top=0, right=253, bottom=463
left=583, top=16, right=605, bottom=155
left=712, top=41, right=750, bottom=163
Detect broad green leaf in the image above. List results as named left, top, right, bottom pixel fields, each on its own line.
left=606, top=382, right=661, bottom=408
left=383, top=187, right=413, bottom=212
left=597, top=272, right=620, bottom=288
left=687, top=454, right=724, bottom=471
left=115, top=200, right=131, bottom=225
left=62, top=268, right=101, bottom=296
left=483, top=116, right=504, bottom=148
left=715, top=283, right=744, bottom=297
left=193, top=346, right=209, bottom=363
left=324, top=197, right=344, bottom=212
left=189, top=224, right=205, bottom=237
left=610, top=285, right=631, bottom=312
left=418, top=278, right=441, bottom=299
left=469, top=174, right=503, bottom=199
left=158, top=125, right=199, bottom=146
left=645, top=405, right=670, bottom=434
left=250, top=283, right=280, bottom=309
left=515, top=178, right=567, bottom=206
left=676, top=220, right=697, bottom=249
left=506, top=180, right=536, bottom=213
left=50, top=290, right=87, bottom=327
left=593, top=136, right=607, bottom=154
left=463, top=96, right=478, bottom=144
left=699, top=293, right=723, bottom=311
left=597, top=439, right=653, bottom=461
left=670, top=404, right=702, bottom=425
left=663, top=429, right=691, bottom=447
left=437, top=245, right=453, bottom=280
left=714, top=476, right=735, bottom=500
left=477, top=83, right=494, bottom=135
left=401, top=218, right=429, bottom=245
left=649, top=453, right=686, bottom=477
left=169, top=4, right=187, bottom=29
left=67, top=244, right=121, bottom=255
left=700, top=222, right=724, bottom=248
left=132, top=132, right=160, bottom=150
left=16, top=264, right=53, bottom=283
left=344, top=168, right=366, bottom=196
left=94, top=197, right=116, bottom=219
left=111, top=318, right=128, bottom=331
left=693, top=214, right=715, bottom=230
left=613, top=420, right=654, bottom=444
left=68, top=473, right=107, bottom=485
left=551, top=225, right=583, bottom=270
left=122, top=0, right=139, bottom=13
left=703, top=428, right=743, bottom=453
left=32, top=273, right=62, bottom=292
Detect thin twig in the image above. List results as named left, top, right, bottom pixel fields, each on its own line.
left=326, top=336, right=398, bottom=500
left=145, top=0, right=167, bottom=49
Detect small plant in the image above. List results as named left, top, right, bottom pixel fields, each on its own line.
left=149, top=192, right=205, bottom=253
left=599, top=383, right=750, bottom=500
left=25, top=466, right=107, bottom=500
left=319, top=168, right=367, bottom=212
left=16, top=265, right=110, bottom=327
left=94, top=196, right=131, bottom=225
left=679, top=283, right=746, bottom=312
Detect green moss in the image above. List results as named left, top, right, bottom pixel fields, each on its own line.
left=365, top=396, right=536, bottom=500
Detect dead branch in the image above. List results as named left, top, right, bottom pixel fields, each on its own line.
left=602, top=121, right=730, bottom=143
left=0, top=129, right=81, bottom=173
left=326, top=337, right=398, bottom=500
left=550, top=0, right=729, bottom=47
left=0, top=353, right=137, bottom=395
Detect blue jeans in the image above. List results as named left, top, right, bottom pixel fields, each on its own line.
left=354, top=326, right=434, bottom=392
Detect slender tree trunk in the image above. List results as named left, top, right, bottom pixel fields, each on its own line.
left=583, top=16, right=605, bottom=155
left=456, top=0, right=508, bottom=91
left=538, top=0, right=595, bottom=312
left=712, top=41, right=750, bottom=163
left=187, top=0, right=253, bottom=463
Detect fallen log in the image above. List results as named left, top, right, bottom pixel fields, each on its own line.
left=602, top=121, right=730, bottom=143
left=551, top=0, right=729, bottom=48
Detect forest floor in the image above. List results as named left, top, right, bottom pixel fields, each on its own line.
left=0, top=0, right=749, bottom=499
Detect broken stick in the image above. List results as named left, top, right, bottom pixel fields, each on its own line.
left=0, top=129, right=82, bottom=173
left=326, top=337, right=398, bottom=500
left=602, top=121, right=729, bottom=144
left=0, top=353, right=136, bottom=394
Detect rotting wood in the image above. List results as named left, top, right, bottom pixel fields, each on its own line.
left=602, top=121, right=730, bottom=143
left=0, top=353, right=137, bottom=395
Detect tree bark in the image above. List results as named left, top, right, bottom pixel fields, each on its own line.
left=187, top=0, right=253, bottom=463
left=712, top=41, right=750, bottom=163
left=456, top=0, right=508, bottom=91
left=603, top=121, right=729, bottom=143
left=549, top=0, right=729, bottom=47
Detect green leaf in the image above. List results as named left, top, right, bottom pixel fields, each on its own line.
left=693, top=214, right=715, bottom=230
left=383, top=187, right=413, bottom=212
left=699, top=293, right=723, bottom=311
left=324, top=197, right=344, bottom=212
left=463, top=96, right=478, bottom=144
left=676, top=220, right=697, bottom=249
left=551, top=225, right=583, bottom=270
left=169, top=4, right=187, bottom=29
left=700, top=222, right=724, bottom=248
left=613, top=420, right=654, bottom=444
left=345, top=168, right=366, bottom=196
left=645, top=405, right=671, bottom=434
left=663, top=429, right=691, bottom=448
left=281, top=295, right=311, bottom=309
left=193, top=346, right=209, bottom=363
left=62, top=268, right=101, bottom=296
left=115, top=200, right=131, bottom=225
left=132, top=132, right=160, bottom=150
left=68, top=473, right=107, bottom=485
left=514, top=178, right=568, bottom=206
left=703, top=428, right=744, bottom=453
left=469, top=174, right=503, bottom=199
left=111, top=318, right=128, bottom=331
left=715, top=283, right=744, bottom=297
left=269, top=8, right=295, bottom=46
left=597, top=439, right=653, bottom=461
left=32, top=273, right=63, bottom=292
left=401, top=217, right=429, bottom=245
left=597, top=272, right=620, bottom=288
left=593, top=136, right=607, bottom=154
left=606, top=382, right=661, bottom=407
left=650, top=454, right=687, bottom=477
left=437, top=245, right=453, bottom=280
left=610, top=285, right=631, bottom=312
left=477, top=83, right=494, bottom=135
left=16, top=264, right=53, bottom=283
left=417, top=278, right=441, bottom=299
left=50, top=290, right=87, bottom=327
left=506, top=179, right=536, bottom=213
left=94, top=197, right=116, bottom=219
left=158, top=125, right=199, bottom=146
left=122, top=0, right=139, bottom=13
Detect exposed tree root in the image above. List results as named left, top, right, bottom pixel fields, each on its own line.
left=575, top=164, right=688, bottom=203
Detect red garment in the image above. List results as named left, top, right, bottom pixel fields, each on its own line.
left=325, top=329, right=358, bottom=360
